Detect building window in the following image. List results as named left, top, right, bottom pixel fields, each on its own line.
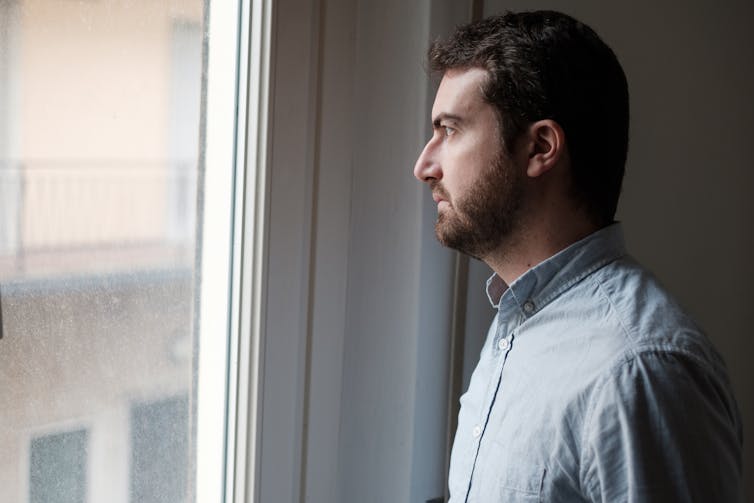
left=130, top=396, right=189, bottom=503
left=29, top=429, right=88, bottom=503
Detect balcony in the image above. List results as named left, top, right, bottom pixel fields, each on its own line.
left=0, top=160, right=196, bottom=282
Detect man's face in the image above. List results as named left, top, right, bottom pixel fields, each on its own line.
left=413, top=67, right=525, bottom=259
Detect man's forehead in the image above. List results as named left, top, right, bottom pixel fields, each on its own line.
left=431, top=67, right=489, bottom=120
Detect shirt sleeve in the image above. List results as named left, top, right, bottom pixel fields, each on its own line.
left=580, top=349, right=742, bottom=503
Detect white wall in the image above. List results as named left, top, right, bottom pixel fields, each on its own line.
left=302, top=0, right=355, bottom=500
left=336, top=1, right=468, bottom=501
left=260, top=1, right=471, bottom=501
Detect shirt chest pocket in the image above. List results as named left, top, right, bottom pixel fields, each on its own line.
left=497, top=465, right=546, bottom=502
left=474, top=460, right=546, bottom=503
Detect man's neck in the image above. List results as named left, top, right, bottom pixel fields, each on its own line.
left=483, top=215, right=600, bottom=287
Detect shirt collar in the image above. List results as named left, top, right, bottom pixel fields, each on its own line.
left=485, top=223, right=627, bottom=317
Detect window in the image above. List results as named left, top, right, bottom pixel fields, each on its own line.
left=29, top=428, right=88, bottom=503
left=130, top=396, right=189, bottom=503
left=0, top=0, right=262, bottom=501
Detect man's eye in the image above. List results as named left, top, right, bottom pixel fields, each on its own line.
left=443, top=126, right=455, bottom=136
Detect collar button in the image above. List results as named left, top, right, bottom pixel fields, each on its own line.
left=523, top=300, right=535, bottom=314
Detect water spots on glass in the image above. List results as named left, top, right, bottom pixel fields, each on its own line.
left=0, top=1, right=205, bottom=501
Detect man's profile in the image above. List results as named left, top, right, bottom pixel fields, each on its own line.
left=414, top=11, right=743, bottom=502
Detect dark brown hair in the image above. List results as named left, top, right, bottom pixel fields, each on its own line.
left=429, top=11, right=630, bottom=225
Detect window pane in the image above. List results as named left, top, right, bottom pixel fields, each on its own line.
left=30, top=429, right=88, bottom=503
left=130, top=396, right=189, bottom=503
left=0, top=1, right=212, bottom=502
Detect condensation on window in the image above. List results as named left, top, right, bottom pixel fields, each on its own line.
left=0, top=1, right=205, bottom=501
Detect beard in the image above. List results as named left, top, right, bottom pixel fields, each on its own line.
left=432, top=152, right=524, bottom=259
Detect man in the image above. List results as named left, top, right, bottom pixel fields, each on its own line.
left=414, top=11, right=742, bottom=502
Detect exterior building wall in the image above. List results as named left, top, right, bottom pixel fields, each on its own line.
left=0, top=273, right=193, bottom=502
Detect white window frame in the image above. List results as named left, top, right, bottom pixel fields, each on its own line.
left=195, top=0, right=272, bottom=502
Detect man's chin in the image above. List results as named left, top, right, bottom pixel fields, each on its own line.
left=435, top=218, right=503, bottom=260
left=435, top=222, right=471, bottom=254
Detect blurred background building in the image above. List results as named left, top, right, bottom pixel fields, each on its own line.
left=0, top=1, right=203, bottom=502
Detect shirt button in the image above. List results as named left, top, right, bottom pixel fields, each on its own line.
left=497, top=338, right=509, bottom=351
left=523, top=300, right=535, bottom=314
left=472, top=425, right=482, bottom=438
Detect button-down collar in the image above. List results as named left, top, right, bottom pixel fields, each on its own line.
left=486, top=223, right=627, bottom=318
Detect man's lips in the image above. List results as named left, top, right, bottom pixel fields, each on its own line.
left=429, top=181, right=450, bottom=205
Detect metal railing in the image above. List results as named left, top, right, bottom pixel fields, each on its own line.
left=0, top=160, right=197, bottom=276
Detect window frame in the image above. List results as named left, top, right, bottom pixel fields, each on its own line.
left=195, top=0, right=272, bottom=501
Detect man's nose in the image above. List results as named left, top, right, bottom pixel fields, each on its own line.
left=413, top=139, right=442, bottom=182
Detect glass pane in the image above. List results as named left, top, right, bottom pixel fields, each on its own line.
left=0, top=1, right=209, bottom=501
left=130, top=396, right=189, bottom=503
left=30, top=429, right=88, bottom=503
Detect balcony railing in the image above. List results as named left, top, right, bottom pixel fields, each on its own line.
left=0, top=160, right=197, bottom=279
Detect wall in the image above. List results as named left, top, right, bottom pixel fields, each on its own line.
left=2, top=0, right=202, bottom=252
left=336, top=1, right=465, bottom=501
left=18, top=0, right=202, bottom=160
left=260, top=0, right=471, bottom=501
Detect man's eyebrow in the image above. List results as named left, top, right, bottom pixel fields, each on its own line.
left=432, top=113, right=464, bottom=128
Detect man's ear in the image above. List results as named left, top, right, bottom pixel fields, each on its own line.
left=524, top=119, right=567, bottom=178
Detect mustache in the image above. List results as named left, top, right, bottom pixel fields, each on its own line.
left=429, top=180, right=450, bottom=201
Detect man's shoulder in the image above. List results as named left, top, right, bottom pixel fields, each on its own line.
left=576, top=256, right=700, bottom=336
left=513, top=255, right=726, bottom=408
left=567, top=255, right=727, bottom=376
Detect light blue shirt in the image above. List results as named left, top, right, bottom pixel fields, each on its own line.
left=448, top=224, right=742, bottom=502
